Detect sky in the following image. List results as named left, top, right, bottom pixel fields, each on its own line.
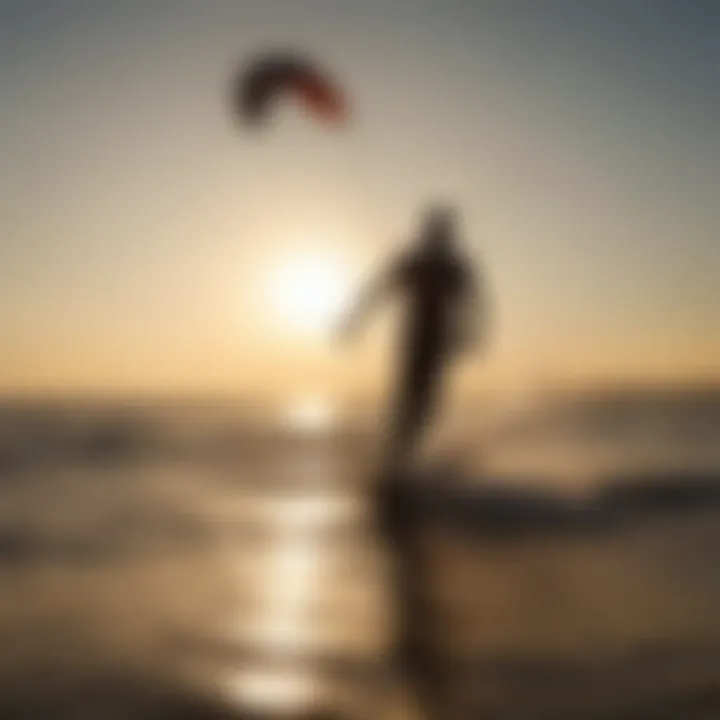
left=1, top=0, right=718, bottom=402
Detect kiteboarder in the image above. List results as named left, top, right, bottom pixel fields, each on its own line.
left=337, top=204, right=487, bottom=718
left=338, top=204, right=486, bottom=472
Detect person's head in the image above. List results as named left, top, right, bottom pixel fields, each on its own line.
left=419, top=204, right=458, bottom=251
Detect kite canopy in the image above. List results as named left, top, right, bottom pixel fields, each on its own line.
left=234, top=53, right=349, bottom=127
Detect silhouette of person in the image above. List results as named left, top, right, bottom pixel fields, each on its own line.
left=338, top=204, right=486, bottom=472
left=337, top=204, right=487, bottom=718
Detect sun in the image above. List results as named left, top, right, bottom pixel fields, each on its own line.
left=268, top=251, right=348, bottom=335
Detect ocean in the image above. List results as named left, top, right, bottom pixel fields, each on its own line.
left=0, top=388, right=718, bottom=719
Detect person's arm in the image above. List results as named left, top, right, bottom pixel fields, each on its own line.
left=336, top=256, right=403, bottom=341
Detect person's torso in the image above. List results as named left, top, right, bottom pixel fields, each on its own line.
left=396, top=251, right=468, bottom=348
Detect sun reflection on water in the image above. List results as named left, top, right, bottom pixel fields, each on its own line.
left=224, top=668, right=322, bottom=713
left=217, top=440, right=388, bottom=716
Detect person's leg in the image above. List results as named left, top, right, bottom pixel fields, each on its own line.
left=384, top=347, right=444, bottom=472
left=376, top=344, right=451, bottom=717
left=380, top=361, right=446, bottom=718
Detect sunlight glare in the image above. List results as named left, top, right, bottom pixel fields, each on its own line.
left=268, top=251, right=348, bottom=334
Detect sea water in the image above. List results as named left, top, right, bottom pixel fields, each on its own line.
left=0, top=390, right=718, bottom=719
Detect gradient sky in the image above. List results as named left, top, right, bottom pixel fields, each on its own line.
left=1, top=0, right=718, bottom=399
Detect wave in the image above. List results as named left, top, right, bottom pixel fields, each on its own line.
left=400, top=469, right=720, bottom=536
